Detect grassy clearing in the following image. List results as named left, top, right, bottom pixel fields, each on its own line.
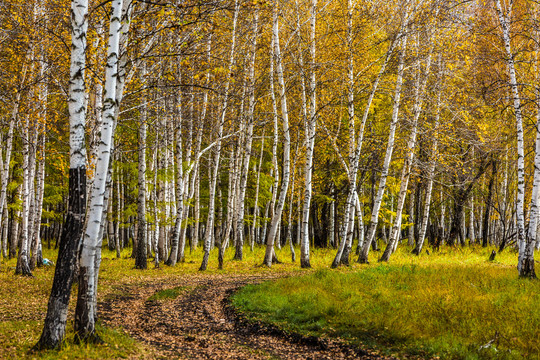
left=0, top=242, right=532, bottom=359
left=232, top=246, right=539, bottom=360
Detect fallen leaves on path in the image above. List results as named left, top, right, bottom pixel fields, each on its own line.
left=100, top=273, right=394, bottom=359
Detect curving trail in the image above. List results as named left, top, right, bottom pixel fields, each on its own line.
left=100, top=273, right=390, bottom=359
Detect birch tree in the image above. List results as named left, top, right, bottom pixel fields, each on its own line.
left=380, top=22, right=435, bottom=262
left=200, top=1, right=239, bottom=271
left=234, top=8, right=259, bottom=261
left=74, top=0, right=123, bottom=340
left=35, top=0, right=89, bottom=348
left=495, top=0, right=534, bottom=278
left=413, top=58, right=443, bottom=255
left=331, top=2, right=404, bottom=267
left=358, top=11, right=410, bottom=264
left=299, top=0, right=317, bottom=268
left=263, top=0, right=291, bottom=267
left=135, top=66, right=148, bottom=269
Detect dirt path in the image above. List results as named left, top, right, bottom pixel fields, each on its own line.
left=100, top=273, right=389, bottom=359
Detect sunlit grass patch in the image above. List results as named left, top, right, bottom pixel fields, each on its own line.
left=0, top=241, right=530, bottom=359
left=0, top=320, right=146, bottom=359
left=232, top=247, right=540, bottom=360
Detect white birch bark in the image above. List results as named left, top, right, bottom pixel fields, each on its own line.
left=287, top=154, right=298, bottom=262
left=16, top=117, right=33, bottom=276
left=37, top=0, right=89, bottom=348
left=251, top=135, right=265, bottom=250
left=75, top=0, right=123, bottom=340
left=358, top=21, right=409, bottom=264
left=408, top=185, right=415, bottom=246
left=380, top=30, right=434, bottom=262
left=414, top=68, right=442, bottom=255
left=235, top=9, right=259, bottom=261
left=495, top=0, right=532, bottom=277
left=526, top=89, right=540, bottom=273
left=135, top=68, right=148, bottom=269
left=188, top=36, right=211, bottom=253
left=31, top=118, right=46, bottom=269
left=264, top=0, right=291, bottom=267
left=299, top=0, right=317, bottom=268
left=0, top=112, right=15, bottom=258
left=151, top=146, right=161, bottom=265
left=332, top=6, right=405, bottom=267
left=270, top=62, right=279, bottom=238
left=200, top=0, right=239, bottom=271
left=167, top=79, right=184, bottom=267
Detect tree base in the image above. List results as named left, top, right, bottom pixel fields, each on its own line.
left=519, top=258, right=537, bottom=279
left=74, top=332, right=104, bottom=345
left=357, top=254, right=369, bottom=264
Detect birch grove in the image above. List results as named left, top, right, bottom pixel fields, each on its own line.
left=1, top=3, right=540, bottom=343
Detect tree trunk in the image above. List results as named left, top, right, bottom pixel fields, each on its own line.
left=495, top=0, right=531, bottom=277
left=413, top=68, right=442, bottom=255
left=135, top=96, right=147, bottom=269
left=380, top=30, right=434, bottom=262
left=35, top=0, right=89, bottom=348
left=264, top=0, right=291, bottom=267
left=74, top=0, right=123, bottom=341
left=358, top=18, right=409, bottom=264
left=200, top=0, right=239, bottom=271
left=332, top=3, right=404, bottom=267
left=299, top=0, right=317, bottom=269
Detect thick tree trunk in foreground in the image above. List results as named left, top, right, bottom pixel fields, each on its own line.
left=35, top=0, right=89, bottom=348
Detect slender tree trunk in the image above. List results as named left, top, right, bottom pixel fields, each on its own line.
left=264, top=0, right=291, bottom=267
left=200, top=0, right=239, bottom=271
left=0, top=103, right=17, bottom=262
left=332, top=4, right=404, bottom=267
left=413, top=68, right=443, bottom=255
left=358, top=19, right=409, bottom=264
left=30, top=121, right=46, bottom=269
left=234, top=9, right=259, bottom=261
left=380, top=31, right=434, bottom=262
left=135, top=86, right=147, bottom=269
left=251, top=135, right=265, bottom=251
left=74, top=0, right=123, bottom=341
left=299, top=0, right=317, bottom=269
left=167, top=83, right=184, bottom=267
left=16, top=118, right=33, bottom=277
left=495, top=0, right=532, bottom=277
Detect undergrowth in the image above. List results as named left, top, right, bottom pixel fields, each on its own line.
left=232, top=247, right=539, bottom=360
left=0, top=241, right=533, bottom=359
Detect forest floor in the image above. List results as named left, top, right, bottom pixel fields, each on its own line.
left=99, top=272, right=392, bottom=359
left=0, top=246, right=532, bottom=359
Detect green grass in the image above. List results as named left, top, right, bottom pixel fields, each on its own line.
left=0, top=241, right=535, bottom=359
left=0, top=321, right=141, bottom=359
left=232, top=246, right=540, bottom=360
